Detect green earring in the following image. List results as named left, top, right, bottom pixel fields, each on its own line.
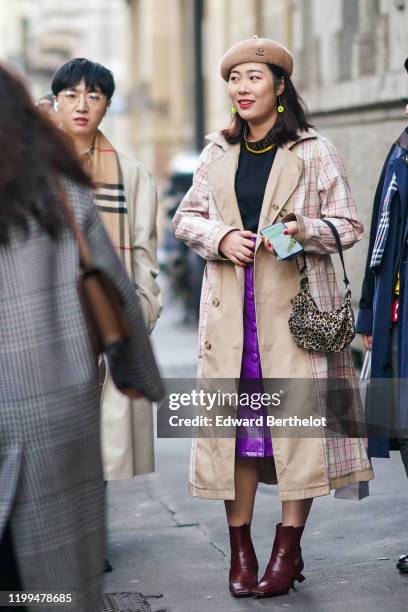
left=277, top=96, right=285, bottom=113
left=230, top=105, right=238, bottom=115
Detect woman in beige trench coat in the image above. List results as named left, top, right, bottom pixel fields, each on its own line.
left=173, top=37, right=373, bottom=599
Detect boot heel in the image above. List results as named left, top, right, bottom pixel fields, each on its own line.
left=253, top=524, right=306, bottom=597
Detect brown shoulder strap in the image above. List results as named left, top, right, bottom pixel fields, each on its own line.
left=56, top=179, right=93, bottom=271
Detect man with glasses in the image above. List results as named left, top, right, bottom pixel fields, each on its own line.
left=51, top=58, right=162, bottom=571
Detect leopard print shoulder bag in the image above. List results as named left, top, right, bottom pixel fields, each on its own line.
left=288, top=219, right=355, bottom=353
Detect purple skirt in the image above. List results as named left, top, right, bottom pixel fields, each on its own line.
left=235, top=261, right=273, bottom=458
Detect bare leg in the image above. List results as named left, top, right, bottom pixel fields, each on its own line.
left=225, top=458, right=259, bottom=596
left=282, top=498, right=313, bottom=527
left=225, top=457, right=259, bottom=526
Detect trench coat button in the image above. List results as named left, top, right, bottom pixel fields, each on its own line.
left=251, top=352, right=259, bottom=362
left=272, top=204, right=279, bottom=210
left=212, top=298, right=220, bottom=307
left=251, top=323, right=257, bottom=332
left=248, top=291, right=254, bottom=300
left=204, top=341, right=212, bottom=350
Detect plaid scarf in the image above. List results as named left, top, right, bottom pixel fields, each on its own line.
left=370, top=172, right=398, bottom=269
left=83, top=130, right=133, bottom=275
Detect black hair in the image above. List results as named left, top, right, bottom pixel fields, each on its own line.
left=221, top=64, right=312, bottom=147
left=405, top=57, right=408, bottom=73
left=51, top=58, right=115, bottom=100
left=0, top=63, right=91, bottom=244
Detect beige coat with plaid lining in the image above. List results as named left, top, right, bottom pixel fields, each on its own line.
left=101, top=152, right=161, bottom=480
left=173, top=129, right=374, bottom=501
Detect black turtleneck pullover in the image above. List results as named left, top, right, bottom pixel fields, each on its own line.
left=234, top=142, right=277, bottom=233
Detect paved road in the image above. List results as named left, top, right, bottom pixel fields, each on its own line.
left=105, top=287, right=408, bottom=612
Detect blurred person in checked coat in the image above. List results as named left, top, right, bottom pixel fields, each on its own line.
left=51, top=58, right=162, bottom=571
left=0, top=63, right=163, bottom=611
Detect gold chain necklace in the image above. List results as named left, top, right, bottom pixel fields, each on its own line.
left=243, top=126, right=275, bottom=154
left=244, top=140, right=274, bottom=154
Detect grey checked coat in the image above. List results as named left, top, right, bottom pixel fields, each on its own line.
left=0, top=180, right=162, bottom=611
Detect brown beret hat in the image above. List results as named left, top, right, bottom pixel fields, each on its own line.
left=220, top=36, right=293, bottom=81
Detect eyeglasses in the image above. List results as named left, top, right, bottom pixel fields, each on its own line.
left=59, top=90, right=107, bottom=106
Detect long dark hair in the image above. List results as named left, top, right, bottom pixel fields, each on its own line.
left=221, top=64, right=312, bottom=147
left=0, top=63, right=91, bottom=244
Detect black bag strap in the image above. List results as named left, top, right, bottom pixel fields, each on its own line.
left=321, top=219, right=350, bottom=288
left=299, top=219, right=350, bottom=288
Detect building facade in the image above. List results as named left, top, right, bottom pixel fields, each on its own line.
left=127, top=0, right=197, bottom=174
left=128, top=0, right=408, bottom=316
left=2, top=0, right=407, bottom=312
left=0, top=0, right=130, bottom=152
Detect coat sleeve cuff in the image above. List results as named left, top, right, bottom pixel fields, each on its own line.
left=212, top=225, right=239, bottom=260
left=356, top=309, right=373, bottom=335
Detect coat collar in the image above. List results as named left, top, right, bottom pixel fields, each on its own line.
left=206, top=128, right=317, bottom=298
left=205, top=128, right=318, bottom=151
left=206, top=128, right=318, bottom=244
left=395, top=126, right=408, bottom=153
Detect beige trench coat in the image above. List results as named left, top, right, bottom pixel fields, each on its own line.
left=173, top=129, right=374, bottom=501
left=101, top=152, right=162, bottom=480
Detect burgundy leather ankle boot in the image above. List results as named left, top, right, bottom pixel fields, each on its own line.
left=251, top=523, right=305, bottom=597
left=228, top=523, right=258, bottom=597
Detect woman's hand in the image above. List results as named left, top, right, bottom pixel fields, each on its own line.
left=219, top=230, right=257, bottom=266
left=283, top=221, right=299, bottom=235
left=361, top=334, right=372, bottom=351
left=262, top=236, right=275, bottom=254
left=262, top=221, right=300, bottom=255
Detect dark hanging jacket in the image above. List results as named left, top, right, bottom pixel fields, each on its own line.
left=357, top=127, right=408, bottom=457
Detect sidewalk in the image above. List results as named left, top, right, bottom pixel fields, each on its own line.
left=150, top=280, right=198, bottom=378
left=105, top=289, right=408, bottom=612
